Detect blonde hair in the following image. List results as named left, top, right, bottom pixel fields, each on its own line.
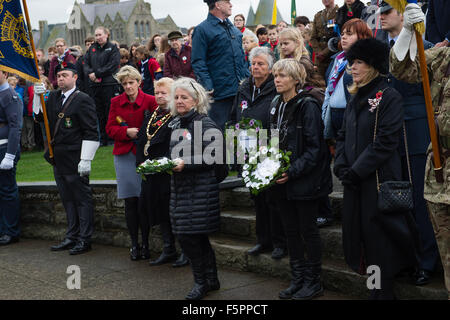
left=41, top=76, right=53, bottom=90
left=115, top=65, right=142, bottom=84
left=242, top=35, right=257, bottom=43
left=272, top=58, right=307, bottom=89
left=279, top=28, right=309, bottom=60
left=54, top=38, right=66, bottom=46
left=7, top=77, right=18, bottom=87
left=170, top=77, right=210, bottom=116
left=347, top=65, right=380, bottom=94
left=155, top=77, right=174, bottom=90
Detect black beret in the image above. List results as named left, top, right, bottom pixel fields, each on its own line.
left=346, top=38, right=390, bottom=75
left=203, top=0, right=219, bottom=4
left=55, top=62, right=77, bottom=75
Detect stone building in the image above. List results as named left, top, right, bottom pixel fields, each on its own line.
left=246, top=0, right=284, bottom=27
left=36, top=0, right=179, bottom=51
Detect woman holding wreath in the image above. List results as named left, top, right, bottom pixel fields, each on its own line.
left=136, top=77, right=189, bottom=268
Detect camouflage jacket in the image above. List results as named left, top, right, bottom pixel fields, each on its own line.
left=390, top=47, right=450, bottom=204
left=310, top=5, right=339, bottom=58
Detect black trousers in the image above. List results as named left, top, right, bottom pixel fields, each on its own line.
left=0, top=146, right=20, bottom=237
left=401, top=154, right=439, bottom=271
left=278, top=198, right=322, bottom=264
left=92, top=84, right=119, bottom=144
left=54, top=168, right=94, bottom=243
left=177, top=234, right=213, bottom=261
left=255, top=191, right=286, bottom=249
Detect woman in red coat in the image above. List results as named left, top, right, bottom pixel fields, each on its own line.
left=106, top=65, right=157, bottom=261
left=163, top=31, right=195, bottom=79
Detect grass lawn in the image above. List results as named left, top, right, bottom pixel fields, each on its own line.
left=17, top=145, right=238, bottom=182
left=16, top=146, right=116, bottom=182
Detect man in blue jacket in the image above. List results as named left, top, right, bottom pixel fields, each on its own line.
left=425, top=0, right=450, bottom=47
left=0, top=70, right=23, bottom=245
left=192, top=0, right=250, bottom=130
left=380, top=1, right=439, bottom=286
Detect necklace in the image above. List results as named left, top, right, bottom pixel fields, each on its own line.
left=144, top=107, right=172, bottom=156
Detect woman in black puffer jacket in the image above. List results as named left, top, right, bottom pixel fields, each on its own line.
left=169, top=77, right=227, bottom=300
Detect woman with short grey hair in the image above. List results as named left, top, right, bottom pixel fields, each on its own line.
left=168, top=77, right=227, bottom=300
left=231, top=46, right=287, bottom=260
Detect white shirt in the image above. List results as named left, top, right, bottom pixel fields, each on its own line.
left=61, top=86, right=76, bottom=105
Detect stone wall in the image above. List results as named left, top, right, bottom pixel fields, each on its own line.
left=18, top=179, right=243, bottom=253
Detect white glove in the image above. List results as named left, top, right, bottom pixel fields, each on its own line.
left=33, top=92, right=43, bottom=115
left=403, top=3, right=425, bottom=30
left=393, top=3, right=425, bottom=62
left=0, top=153, right=15, bottom=170
left=80, top=140, right=100, bottom=161
left=78, top=159, right=91, bottom=177
left=34, top=82, right=46, bottom=95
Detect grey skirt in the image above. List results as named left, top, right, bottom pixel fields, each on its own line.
left=114, top=152, right=142, bottom=199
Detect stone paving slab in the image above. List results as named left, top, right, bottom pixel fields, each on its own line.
left=0, top=239, right=354, bottom=300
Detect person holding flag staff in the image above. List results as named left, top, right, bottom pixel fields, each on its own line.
left=0, top=0, right=46, bottom=246
left=34, top=62, right=100, bottom=255
left=0, top=70, right=22, bottom=246
left=389, top=1, right=450, bottom=299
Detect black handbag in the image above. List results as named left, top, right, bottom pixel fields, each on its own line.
left=373, top=105, right=414, bottom=214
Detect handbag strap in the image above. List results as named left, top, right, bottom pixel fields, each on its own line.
left=373, top=101, right=412, bottom=191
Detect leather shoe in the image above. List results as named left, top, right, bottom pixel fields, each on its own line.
left=0, top=235, right=19, bottom=246
left=140, top=245, right=151, bottom=260
left=69, top=241, right=92, bottom=255
left=130, top=246, right=140, bottom=261
left=316, top=217, right=334, bottom=228
left=414, top=269, right=432, bottom=286
left=172, top=253, right=189, bottom=268
left=51, top=239, right=76, bottom=251
left=247, top=244, right=271, bottom=256
left=271, top=247, right=288, bottom=260
left=149, top=250, right=177, bottom=266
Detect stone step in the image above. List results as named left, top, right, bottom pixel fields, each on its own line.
left=219, top=210, right=345, bottom=261
left=209, top=234, right=448, bottom=300
left=220, top=187, right=344, bottom=219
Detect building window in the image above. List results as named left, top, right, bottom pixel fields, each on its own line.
left=141, top=22, right=145, bottom=39
left=146, top=22, right=150, bottom=38
left=135, top=22, right=139, bottom=38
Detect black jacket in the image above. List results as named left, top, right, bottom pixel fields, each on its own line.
left=334, top=76, right=419, bottom=277
left=231, top=74, right=277, bottom=129
left=136, top=108, right=173, bottom=226
left=84, top=41, right=120, bottom=87
left=46, top=89, right=99, bottom=175
left=169, top=111, right=223, bottom=235
left=270, top=92, right=332, bottom=201
left=336, top=0, right=366, bottom=31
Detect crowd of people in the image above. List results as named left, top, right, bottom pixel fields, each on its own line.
left=0, top=0, right=449, bottom=301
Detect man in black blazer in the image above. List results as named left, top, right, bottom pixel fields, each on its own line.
left=35, top=62, right=100, bottom=255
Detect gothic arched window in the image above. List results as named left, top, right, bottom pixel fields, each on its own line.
left=134, top=21, right=139, bottom=39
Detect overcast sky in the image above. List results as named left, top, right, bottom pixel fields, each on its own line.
left=27, top=0, right=346, bottom=29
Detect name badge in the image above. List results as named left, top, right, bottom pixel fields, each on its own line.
left=270, top=107, right=276, bottom=115
left=327, top=19, right=335, bottom=28
left=65, top=117, right=73, bottom=128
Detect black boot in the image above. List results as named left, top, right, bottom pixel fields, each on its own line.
left=149, top=250, right=177, bottom=266
left=205, top=250, right=220, bottom=292
left=173, top=251, right=189, bottom=268
left=292, top=263, right=324, bottom=300
left=279, top=260, right=306, bottom=299
left=185, top=257, right=209, bottom=300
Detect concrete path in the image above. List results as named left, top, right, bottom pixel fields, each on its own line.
left=0, top=239, right=354, bottom=300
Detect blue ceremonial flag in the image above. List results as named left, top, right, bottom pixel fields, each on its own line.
left=0, top=0, right=39, bottom=82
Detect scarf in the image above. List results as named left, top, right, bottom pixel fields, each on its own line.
left=57, top=49, right=70, bottom=64
left=270, top=40, right=279, bottom=51
left=327, top=52, right=347, bottom=96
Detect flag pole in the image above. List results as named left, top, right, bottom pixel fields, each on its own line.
left=415, top=30, right=443, bottom=183
left=21, top=0, right=54, bottom=159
